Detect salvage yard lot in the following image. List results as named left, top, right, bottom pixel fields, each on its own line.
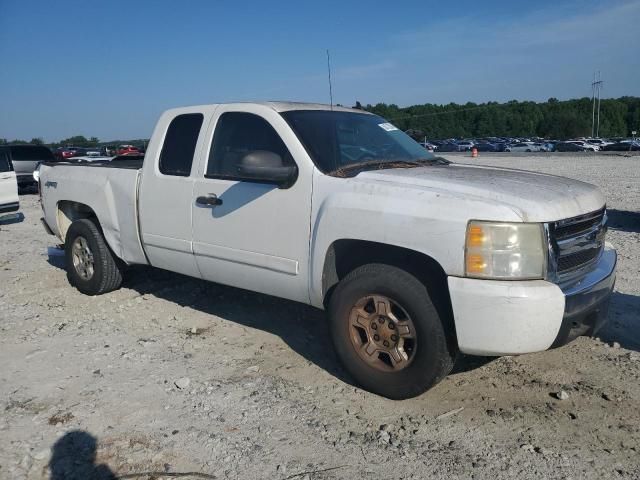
left=1, top=153, right=639, bottom=479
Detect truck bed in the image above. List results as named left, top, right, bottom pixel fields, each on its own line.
left=43, top=156, right=145, bottom=170
left=39, top=161, right=148, bottom=266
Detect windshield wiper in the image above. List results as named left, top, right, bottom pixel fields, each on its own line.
left=415, top=156, right=451, bottom=165
left=333, top=157, right=450, bottom=177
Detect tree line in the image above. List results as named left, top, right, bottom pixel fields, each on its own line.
left=360, top=96, right=640, bottom=140
left=0, top=135, right=147, bottom=149
left=2, top=96, right=639, bottom=146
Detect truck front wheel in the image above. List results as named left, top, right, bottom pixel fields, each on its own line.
left=328, top=263, right=456, bottom=399
left=64, top=218, right=123, bottom=295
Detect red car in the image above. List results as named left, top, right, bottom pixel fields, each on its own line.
left=116, top=145, right=140, bottom=156
left=54, top=147, right=83, bottom=160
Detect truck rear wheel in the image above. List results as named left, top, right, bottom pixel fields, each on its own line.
left=64, top=218, right=123, bottom=295
left=328, top=263, right=456, bottom=399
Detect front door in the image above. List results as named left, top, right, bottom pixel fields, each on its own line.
left=191, top=106, right=312, bottom=303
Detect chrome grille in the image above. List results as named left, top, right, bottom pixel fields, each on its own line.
left=549, top=208, right=606, bottom=281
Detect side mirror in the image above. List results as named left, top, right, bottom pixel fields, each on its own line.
left=238, top=151, right=298, bottom=188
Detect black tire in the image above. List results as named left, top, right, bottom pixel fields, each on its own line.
left=328, top=263, right=457, bottom=399
left=65, top=218, right=123, bottom=295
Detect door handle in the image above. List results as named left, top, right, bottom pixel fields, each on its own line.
left=196, top=194, right=223, bottom=207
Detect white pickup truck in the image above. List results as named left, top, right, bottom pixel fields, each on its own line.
left=38, top=102, right=616, bottom=399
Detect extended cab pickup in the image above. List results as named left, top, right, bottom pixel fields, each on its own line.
left=38, top=102, right=617, bottom=399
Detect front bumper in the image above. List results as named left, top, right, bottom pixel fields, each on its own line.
left=448, top=244, right=617, bottom=356
left=551, top=246, right=616, bottom=347
left=0, top=201, right=20, bottom=214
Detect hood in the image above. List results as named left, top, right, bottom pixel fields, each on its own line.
left=356, top=163, right=604, bottom=222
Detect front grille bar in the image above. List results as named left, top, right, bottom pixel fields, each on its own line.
left=547, top=208, right=606, bottom=285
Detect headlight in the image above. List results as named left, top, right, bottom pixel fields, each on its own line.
left=465, top=221, right=545, bottom=279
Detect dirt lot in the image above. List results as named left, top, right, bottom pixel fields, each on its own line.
left=1, top=153, right=639, bottom=480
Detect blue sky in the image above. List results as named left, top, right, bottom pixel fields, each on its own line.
left=1, top=0, right=638, bottom=141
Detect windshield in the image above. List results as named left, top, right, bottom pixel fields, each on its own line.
left=281, top=110, right=435, bottom=174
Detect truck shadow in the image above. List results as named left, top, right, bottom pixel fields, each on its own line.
left=598, top=291, right=640, bottom=352
left=123, top=267, right=498, bottom=386
left=124, top=266, right=354, bottom=386
left=607, top=209, right=640, bottom=234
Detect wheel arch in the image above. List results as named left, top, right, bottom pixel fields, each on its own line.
left=321, top=239, right=457, bottom=343
left=56, top=200, right=100, bottom=241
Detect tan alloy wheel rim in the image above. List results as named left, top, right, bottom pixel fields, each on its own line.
left=72, top=236, right=95, bottom=280
left=348, top=295, right=417, bottom=372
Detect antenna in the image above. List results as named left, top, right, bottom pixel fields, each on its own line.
left=326, top=49, right=333, bottom=110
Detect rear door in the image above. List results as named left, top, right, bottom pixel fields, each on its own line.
left=191, top=105, right=313, bottom=303
left=0, top=148, right=19, bottom=213
left=137, top=109, right=210, bottom=277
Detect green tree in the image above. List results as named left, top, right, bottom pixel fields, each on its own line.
left=364, top=96, right=638, bottom=140
left=59, top=135, right=90, bottom=147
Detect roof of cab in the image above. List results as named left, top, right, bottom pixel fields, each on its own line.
left=262, top=101, right=371, bottom=114
left=165, top=101, right=372, bottom=115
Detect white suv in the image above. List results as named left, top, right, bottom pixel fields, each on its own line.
left=0, top=147, right=19, bottom=215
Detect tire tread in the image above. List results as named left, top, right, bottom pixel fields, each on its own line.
left=65, top=218, right=123, bottom=295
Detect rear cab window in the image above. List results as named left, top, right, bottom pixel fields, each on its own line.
left=159, top=113, right=204, bottom=176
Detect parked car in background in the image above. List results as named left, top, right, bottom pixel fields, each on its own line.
left=435, top=142, right=460, bottom=152
left=456, top=140, right=475, bottom=151
left=0, top=147, right=19, bottom=214
left=84, top=148, right=102, bottom=157
left=117, top=145, right=140, bottom=155
left=54, top=147, right=84, bottom=160
left=567, top=141, right=598, bottom=152
left=474, top=143, right=500, bottom=152
left=586, top=138, right=613, bottom=148
left=505, top=142, right=537, bottom=152
left=533, top=143, right=550, bottom=152
left=419, top=142, right=438, bottom=151
left=555, top=142, right=587, bottom=152
left=100, top=146, right=117, bottom=156
left=601, top=141, right=640, bottom=152
left=1, top=144, right=55, bottom=190
left=68, top=148, right=89, bottom=157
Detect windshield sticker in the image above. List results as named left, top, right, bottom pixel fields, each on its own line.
left=378, top=122, right=399, bottom=132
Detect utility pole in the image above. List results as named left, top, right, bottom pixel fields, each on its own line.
left=591, top=72, right=603, bottom=138
left=591, top=73, right=596, bottom=138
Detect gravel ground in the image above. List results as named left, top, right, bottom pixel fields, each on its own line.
left=1, top=153, right=639, bottom=480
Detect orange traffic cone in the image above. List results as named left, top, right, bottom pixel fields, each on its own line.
left=471, top=147, right=478, bottom=158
